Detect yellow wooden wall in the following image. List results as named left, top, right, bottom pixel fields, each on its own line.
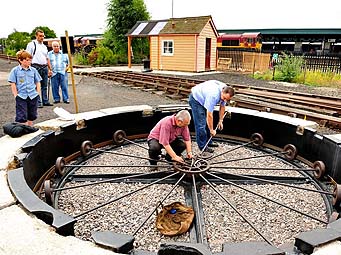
left=150, top=35, right=196, bottom=72
left=149, top=20, right=217, bottom=72
left=197, top=21, right=217, bottom=71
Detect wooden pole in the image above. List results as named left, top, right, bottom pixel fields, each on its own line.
left=65, top=30, right=79, bottom=113
left=128, top=36, right=132, bottom=68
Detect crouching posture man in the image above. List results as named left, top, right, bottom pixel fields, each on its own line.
left=148, top=110, right=193, bottom=167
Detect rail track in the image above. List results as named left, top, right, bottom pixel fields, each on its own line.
left=75, top=70, right=341, bottom=129
left=0, top=54, right=16, bottom=61
left=2, top=51, right=340, bottom=129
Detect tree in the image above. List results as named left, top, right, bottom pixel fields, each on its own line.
left=5, top=30, right=31, bottom=56
left=105, top=0, right=150, bottom=62
left=30, top=26, right=56, bottom=39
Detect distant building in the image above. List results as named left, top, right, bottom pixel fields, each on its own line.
left=127, top=15, right=219, bottom=72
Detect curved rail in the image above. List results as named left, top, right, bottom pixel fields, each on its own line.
left=75, top=70, right=341, bottom=129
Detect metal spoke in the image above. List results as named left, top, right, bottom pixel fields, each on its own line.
left=211, top=170, right=334, bottom=196
left=61, top=164, right=170, bottom=168
left=54, top=170, right=173, bottom=192
left=74, top=171, right=180, bottom=219
left=210, top=150, right=288, bottom=165
left=200, top=173, right=272, bottom=245
left=91, top=147, right=172, bottom=165
left=211, top=165, right=316, bottom=172
left=121, top=137, right=149, bottom=150
left=207, top=172, right=328, bottom=224
left=192, top=174, right=205, bottom=243
left=132, top=173, right=186, bottom=236
left=209, top=141, right=254, bottom=160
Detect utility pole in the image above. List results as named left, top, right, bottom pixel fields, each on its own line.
left=172, top=0, right=174, bottom=18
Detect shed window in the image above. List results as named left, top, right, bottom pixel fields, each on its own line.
left=162, top=40, right=174, bottom=55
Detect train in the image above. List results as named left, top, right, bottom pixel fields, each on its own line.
left=217, top=32, right=262, bottom=51
left=44, top=36, right=104, bottom=53
left=217, top=32, right=341, bottom=54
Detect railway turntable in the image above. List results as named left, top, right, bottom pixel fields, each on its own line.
left=3, top=105, right=341, bottom=254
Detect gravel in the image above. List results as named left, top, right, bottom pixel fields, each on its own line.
left=56, top=140, right=328, bottom=253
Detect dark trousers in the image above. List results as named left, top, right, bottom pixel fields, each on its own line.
left=33, top=65, right=49, bottom=105
left=15, top=96, right=38, bottom=123
left=148, top=138, right=186, bottom=165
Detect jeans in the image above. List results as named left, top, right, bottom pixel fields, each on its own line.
left=35, top=66, right=49, bottom=105
left=148, top=138, right=186, bottom=165
left=189, top=93, right=210, bottom=150
left=51, top=73, right=69, bottom=102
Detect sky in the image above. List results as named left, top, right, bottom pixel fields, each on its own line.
left=1, top=0, right=341, bottom=38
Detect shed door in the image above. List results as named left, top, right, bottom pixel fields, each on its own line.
left=205, top=38, right=211, bottom=70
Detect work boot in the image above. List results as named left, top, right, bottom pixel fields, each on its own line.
left=208, top=142, right=219, bottom=148
left=204, top=147, right=214, bottom=153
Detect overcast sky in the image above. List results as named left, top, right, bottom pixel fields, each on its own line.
left=1, top=0, right=340, bottom=38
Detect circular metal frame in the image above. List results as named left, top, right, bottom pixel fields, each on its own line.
left=7, top=105, right=341, bottom=255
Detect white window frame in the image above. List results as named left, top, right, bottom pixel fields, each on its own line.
left=161, top=40, right=174, bottom=56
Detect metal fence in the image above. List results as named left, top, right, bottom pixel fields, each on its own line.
left=300, top=54, right=341, bottom=74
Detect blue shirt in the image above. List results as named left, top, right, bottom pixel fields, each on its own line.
left=191, top=80, right=227, bottom=112
left=8, top=65, right=41, bottom=99
left=48, top=51, right=69, bottom=76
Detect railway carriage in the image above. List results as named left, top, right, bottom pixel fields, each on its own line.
left=217, top=32, right=262, bottom=51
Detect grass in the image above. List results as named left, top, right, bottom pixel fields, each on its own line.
left=253, top=69, right=341, bottom=89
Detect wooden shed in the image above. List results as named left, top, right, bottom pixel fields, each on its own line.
left=126, top=15, right=218, bottom=72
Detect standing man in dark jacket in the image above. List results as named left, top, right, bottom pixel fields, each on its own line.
left=26, top=29, right=53, bottom=107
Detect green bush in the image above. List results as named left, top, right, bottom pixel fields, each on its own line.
left=73, top=52, right=89, bottom=65
left=5, top=48, right=17, bottom=57
left=275, top=53, right=304, bottom=82
left=87, top=46, right=118, bottom=66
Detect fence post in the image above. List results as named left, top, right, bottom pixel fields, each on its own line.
left=252, top=56, right=256, bottom=77
left=272, top=66, right=275, bottom=80
left=303, top=61, right=307, bottom=84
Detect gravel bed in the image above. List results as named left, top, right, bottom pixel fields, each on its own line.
left=56, top=139, right=328, bottom=253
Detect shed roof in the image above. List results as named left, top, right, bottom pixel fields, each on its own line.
left=127, top=15, right=218, bottom=37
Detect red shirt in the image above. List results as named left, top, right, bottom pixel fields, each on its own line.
left=148, top=115, right=190, bottom=146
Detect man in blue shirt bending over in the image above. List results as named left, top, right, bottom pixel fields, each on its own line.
left=189, top=80, right=235, bottom=153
